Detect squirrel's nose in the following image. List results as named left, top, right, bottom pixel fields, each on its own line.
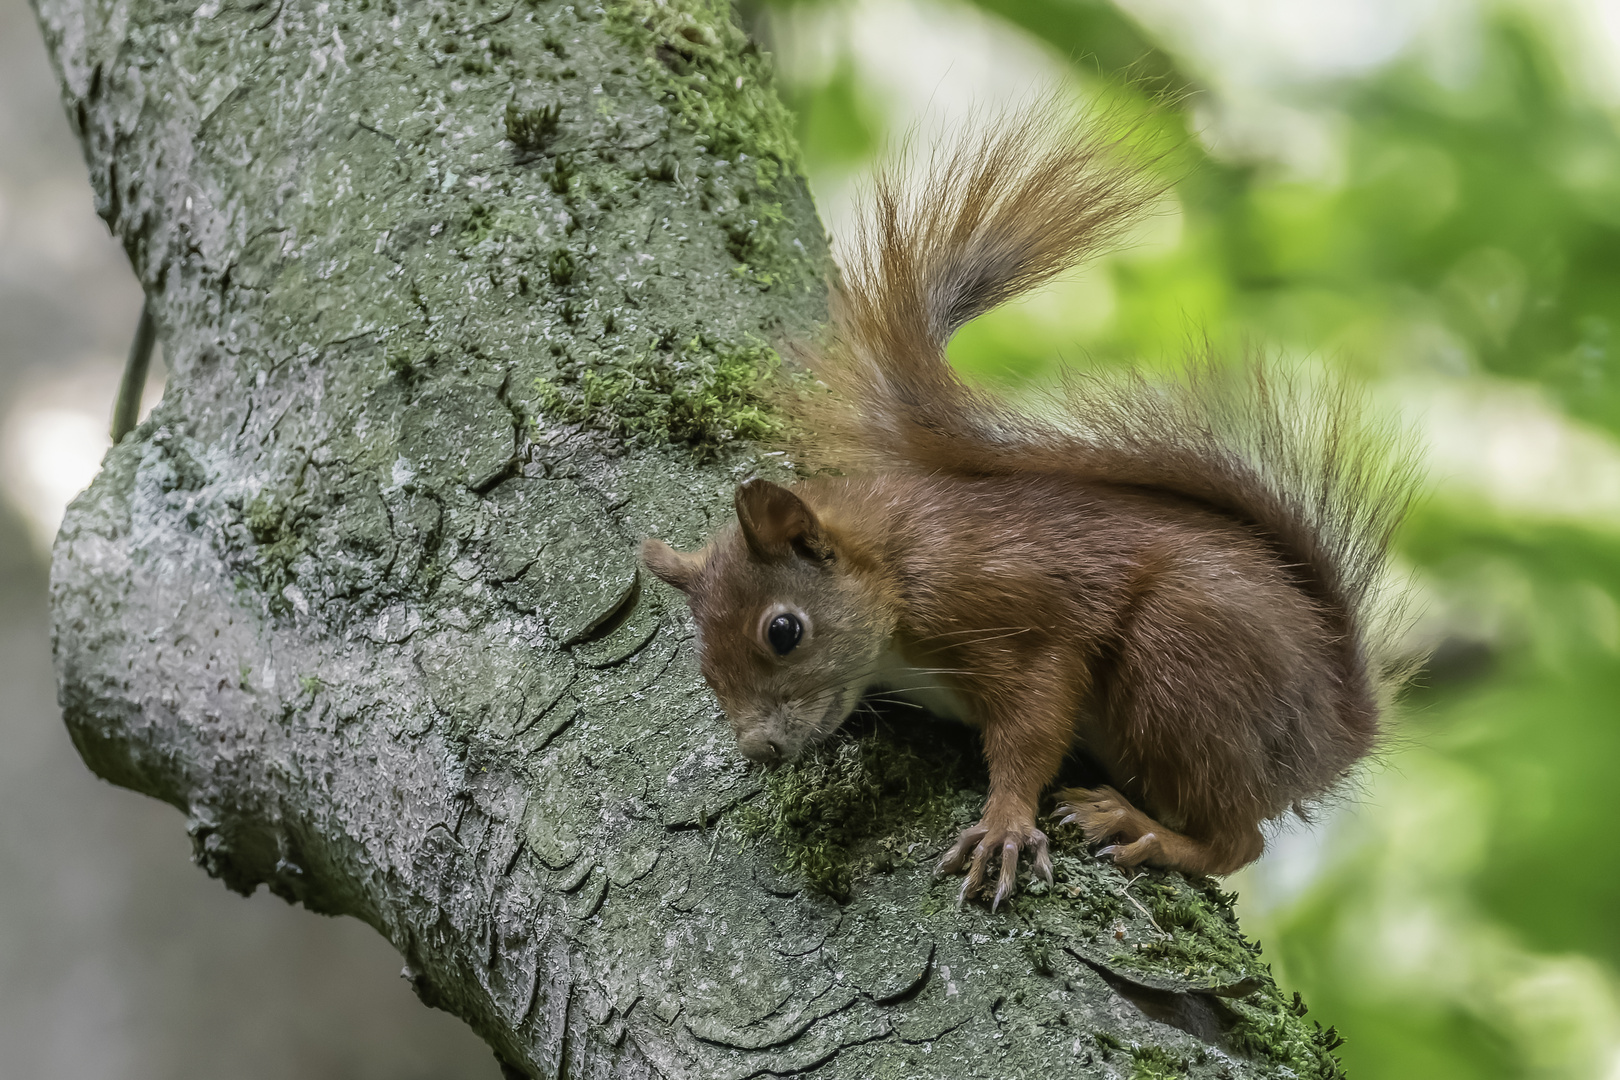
left=737, top=732, right=783, bottom=764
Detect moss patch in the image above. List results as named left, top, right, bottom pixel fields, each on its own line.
left=1130, top=1044, right=1188, bottom=1079
left=1222, top=989, right=1347, bottom=1079
left=1112, top=876, right=1260, bottom=979
left=734, top=717, right=978, bottom=901
left=1113, top=878, right=1345, bottom=1076
left=1004, top=822, right=1347, bottom=1075
left=504, top=98, right=561, bottom=151
left=604, top=0, right=800, bottom=168
left=604, top=0, right=823, bottom=293
left=242, top=491, right=309, bottom=609
left=532, top=335, right=787, bottom=452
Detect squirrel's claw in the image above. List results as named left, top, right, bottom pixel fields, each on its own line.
left=1054, top=787, right=1169, bottom=868
left=1031, top=834, right=1054, bottom=886
left=1051, top=786, right=1130, bottom=839
left=1051, top=785, right=1144, bottom=850
left=991, top=839, right=1020, bottom=912
left=1097, top=833, right=1159, bottom=868
left=935, top=824, right=987, bottom=879
left=939, top=820, right=1048, bottom=912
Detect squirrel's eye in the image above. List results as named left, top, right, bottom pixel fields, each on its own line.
left=767, top=613, right=803, bottom=656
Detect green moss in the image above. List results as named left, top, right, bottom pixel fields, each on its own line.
left=1100, top=876, right=1346, bottom=1076
left=546, top=247, right=577, bottom=286
left=1222, top=990, right=1346, bottom=1079
left=603, top=0, right=821, bottom=292
left=462, top=201, right=496, bottom=245
left=544, top=155, right=576, bottom=195
left=1008, top=847, right=1121, bottom=928
left=1105, top=874, right=1345, bottom=1076
left=384, top=340, right=437, bottom=383
left=1003, top=833, right=1343, bottom=1073
left=733, top=722, right=969, bottom=901
left=718, top=194, right=792, bottom=286
left=532, top=335, right=787, bottom=452
left=505, top=98, right=561, bottom=151
left=1129, top=880, right=1258, bottom=974
left=243, top=492, right=308, bottom=607
left=1021, top=933, right=1055, bottom=976
left=1129, top=1044, right=1187, bottom=1080
left=603, top=0, right=800, bottom=169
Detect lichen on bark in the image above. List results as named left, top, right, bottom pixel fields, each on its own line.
left=35, top=0, right=1343, bottom=1072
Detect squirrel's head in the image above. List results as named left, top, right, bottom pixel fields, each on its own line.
left=641, top=478, right=896, bottom=765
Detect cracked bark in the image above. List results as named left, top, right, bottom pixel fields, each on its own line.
left=34, top=0, right=1345, bottom=1074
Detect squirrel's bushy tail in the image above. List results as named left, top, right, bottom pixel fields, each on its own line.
left=792, top=108, right=1417, bottom=678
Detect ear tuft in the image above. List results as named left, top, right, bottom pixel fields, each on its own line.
left=734, top=479, right=833, bottom=563
left=640, top=538, right=705, bottom=594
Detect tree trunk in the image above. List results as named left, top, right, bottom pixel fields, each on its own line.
left=33, top=0, right=1344, bottom=1073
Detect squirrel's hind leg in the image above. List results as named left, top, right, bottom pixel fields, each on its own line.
left=1052, top=786, right=1262, bottom=876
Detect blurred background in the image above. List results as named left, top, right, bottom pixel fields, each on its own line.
left=2, top=0, right=1617, bottom=1076
left=755, top=0, right=1620, bottom=1075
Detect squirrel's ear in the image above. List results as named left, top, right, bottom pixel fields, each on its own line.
left=640, top=538, right=705, bottom=594
left=735, top=479, right=834, bottom=564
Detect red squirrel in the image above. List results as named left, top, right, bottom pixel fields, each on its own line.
left=641, top=115, right=1413, bottom=910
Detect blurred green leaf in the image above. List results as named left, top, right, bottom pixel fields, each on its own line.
left=780, top=58, right=880, bottom=169
left=965, top=0, right=1188, bottom=96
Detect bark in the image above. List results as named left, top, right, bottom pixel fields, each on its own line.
left=34, top=0, right=1344, bottom=1074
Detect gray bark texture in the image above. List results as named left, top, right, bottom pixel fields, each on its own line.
left=34, top=0, right=1348, bottom=1073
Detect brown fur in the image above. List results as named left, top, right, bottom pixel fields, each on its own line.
left=642, top=113, right=1415, bottom=910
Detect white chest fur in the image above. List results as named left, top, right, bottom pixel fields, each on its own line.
left=863, top=645, right=974, bottom=724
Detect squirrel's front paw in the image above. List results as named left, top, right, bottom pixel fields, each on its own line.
left=935, top=818, right=1052, bottom=912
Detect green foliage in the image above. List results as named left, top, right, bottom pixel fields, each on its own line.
left=532, top=336, right=786, bottom=452
left=776, top=59, right=878, bottom=169
left=941, top=15, right=1620, bottom=418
